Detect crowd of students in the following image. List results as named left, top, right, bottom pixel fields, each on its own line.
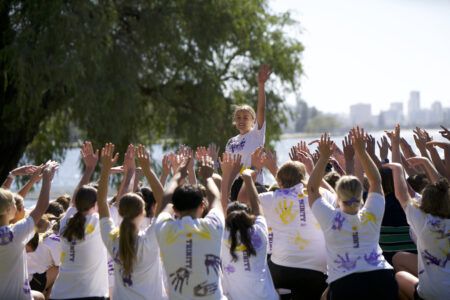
left=1, top=65, right=449, bottom=300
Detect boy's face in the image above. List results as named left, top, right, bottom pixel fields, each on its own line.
left=234, top=110, right=254, bottom=134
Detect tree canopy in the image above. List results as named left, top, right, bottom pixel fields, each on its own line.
left=0, top=0, right=303, bottom=181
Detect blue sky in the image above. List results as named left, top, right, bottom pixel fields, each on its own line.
left=270, top=0, right=450, bottom=114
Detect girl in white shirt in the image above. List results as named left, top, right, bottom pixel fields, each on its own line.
left=307, top=129, right=397, bottom=300
left=97, top=143, right=168, bottom=300
left=385, top=128, right=450, bottom=300
left=225, top=64, right=270, bottom=184
left=221, top=169, right=278, bottom=300
left=50, top=185, right=109, bottom=299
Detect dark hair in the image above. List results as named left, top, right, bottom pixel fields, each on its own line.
left=118, top=193, right=144, bottom=276
left=55, top=195, right=71, bottom=211
left=226, top=202, right=256, bottom=262
left=230, top=177, right=243, bottom=201
left=137, top=187, right=156, bottom=218
left=324, top=171, right=341, bottom=189
left=379, top=167, right=395, bottom=195
left=27, top=232, right=40, bottom=252
left=172, top=184, right=203, bottom=211
left=420, top=178, right=450, bottom=218
left=46, top=201, right=64, bottom=218
left=62, top=185, right=97, bottom=242
left=407, top=173, right=430, bottom=194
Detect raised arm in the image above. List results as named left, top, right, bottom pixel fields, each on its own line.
left=425, top=140, right=447, bottom=178
left=307, top=133, right=334, bottom=207
left=384, top=163, right=412, bottom=209
left=72, top=141, right=98, bottom=205
left=97, top=143, right=119, bottom=219
left=29, top=162, right=58, bottom=224
left=159, top=154, right=171, bottom=187
left=18, top=165, right=44, bottom=198
left=352, top=127, right=383, bottom=195
left=406, top=157, right=441, bottom=184
left=2, top=165, right=38, bottom=189
left=158, top=158, right=190, bottom=215
left=241, top=169, right=262, bottom=216
left=219, top=153, right=242, bottom=212
left=115, top=144, right=136, bottom=205
left=262, top=149, right=278, bottom=178
left=256, top=64, right=271, bottom=129
left=342, top=134, right=355, bottom=175
left=426, top=141, right=450, bottom=180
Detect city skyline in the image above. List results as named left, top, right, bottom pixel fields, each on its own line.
left=271, top=0, right=450, bottom=114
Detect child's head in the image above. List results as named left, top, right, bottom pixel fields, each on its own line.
left=46, top=201, right=64, bottom=218
left=137, top=187, right=156, bottom=218
left=55, top=194, right=71, bottom=211
left=62, top=185, right=97, bottom=242
left=0, top=188, right=16, bottom=222
left=225, top=202, right=256, bottom=261
left=324, top=171, right=341, bottom=189
left=276, top=161, right=306, bottom=189
left=233, top=105, right=256, bottom=134
left=419, top=178, right=450, bottom=218
left=335, top=176, right=363, bottom=214
left=407, top=173, right=430, bottom=194
left=172, top=184, right=206, bottom=217
left=380, top=167, right=394, bottom=195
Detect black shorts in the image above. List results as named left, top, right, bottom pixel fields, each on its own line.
left=30, top=272, right=47, bottom=292
left=327, top=269, right=398, bottom=300
left=268, top=258, right=327, bottom=300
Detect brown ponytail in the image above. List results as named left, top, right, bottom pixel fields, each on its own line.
left=118, top=193, right=145, bottom=276
left=226, top=202, right=256, bottom=262
left=62, top=185, right=97, bottom=242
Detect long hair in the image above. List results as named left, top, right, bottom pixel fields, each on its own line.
left=62, top=185, right=97, bottom=242
left=419, top=178, right=450, bottom=218
left=226, top=202, right=257, bottom=262
left=118, top=193, right=144, bottom=276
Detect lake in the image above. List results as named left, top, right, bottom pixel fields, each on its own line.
left=20, top=129, right=446, bottom=208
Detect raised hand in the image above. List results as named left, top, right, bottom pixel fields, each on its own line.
left=123, top=144, right=136, bottom=172
left=42, top=161, right=59, bottom=182
left=385, top=124, right=400, bottom=146
left=198, top=155, right=214, bottom=180
left=258, top=64, right=271, bottom=85
left=426, top=141, right=450, bottom=150
left=136, top=144, right=151, bottom=172
left=262, top=149, right=278, bottom=176
left=220, top=153, right=242, bottom=183
left=399, top=137, right=416, bottom=158
left=351, top=127, right=367, bottom=154
left=251, top=147, right=265, bottom=171
left=207, top=143, right=220, bottom=164
left=377, top=136, right=390, bottom=161
left=10, top=165, right=40, bottom=176
left=439, top=125, right=450, bottom=141
left=81, top=141, right=99, bottom=169
left=342, top=134, right=355, bottom=162
left=318, top=133, right=334, bottom=159
left=365, top=134, right=376, bottom=158
left=100, top=143, right=119, bottom=171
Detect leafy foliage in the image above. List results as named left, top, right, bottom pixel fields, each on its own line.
left=0, top=0, right=303, bottom=180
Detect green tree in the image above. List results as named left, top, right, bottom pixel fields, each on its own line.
left=0, top=0, right=303, bottom=181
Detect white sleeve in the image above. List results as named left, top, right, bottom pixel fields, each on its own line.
left=44, top=237, right=62, bottom=267
left=254, top=216, right=268, bottom=236
left=405, top=202, right=426, bottom=234
left=12, top=216, right=35, bottom=245
left=258, top=192, right=274, bottom=211
left=99, top=217, right=116, bottom=256
left=204, top=207, right=225, bottom=231
left=311, top=197, right=336, bottom=230
left=363, top=192, right=385, bottom=220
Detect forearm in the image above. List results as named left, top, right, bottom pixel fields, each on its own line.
left=355, top=150, right=381, bottom=188
left=18, top=179, right=39, bottom=198
left=159, top=172, right=168, bottom=188
left=427, top=147, right=447, bottom=178
left=345, top=158, right=354, bottom=175
left=30, top=180, right=50, bottom=224
left=159, top=173, right=181, bottom=215
left=143, top=169, right=164, bottom=208
left=220, top=178, right=233, bottom=212
left=423, top=160, right=441, bottom=183
left=391, top=141, right=401, bottom=164
left=256, top=82, right=266, bottom=128
left=243, top=176, right=261, bottom=215
left=445, top=148, right=450, bottom=180
left=391, top=166, right=411, bottom=208
left=187, top=169, right=197, bottom=185
left=116, top=170, right=134, bottom=203
left=97, top=170, right=111, bottom=219
left=307, top=157, right=328, bottom=203
left=206, top=177, right=222, bottom=212
left=1, top=175, right=13, bottom=189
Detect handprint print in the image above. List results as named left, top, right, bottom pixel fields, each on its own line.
left=275, top=199, right=296, bottom=225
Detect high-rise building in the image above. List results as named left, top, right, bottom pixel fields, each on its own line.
left=350, top=103, right=372, bottom=126
left=407, top=91, right=421, bottom=125
left=431, top=101, right=444, bottom=124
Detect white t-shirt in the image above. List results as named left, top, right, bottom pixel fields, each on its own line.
left=221, top=216, right=278, bottom=300
left=259, top=183, right=330, bottom=272
left=100, top=217, right=168, bottom=300
left=27, top=233, right=61, bottom=279
left=50, top=206, right=109, bottom=299
left=155, top=208, right=227, bottom=300
left=405, top=203, right=450, bottom=299
left=0, top=216, right=35, bottom=300
left=225, top=121, right=266, bottom=183
left=311, top=192, right=392, bottom=283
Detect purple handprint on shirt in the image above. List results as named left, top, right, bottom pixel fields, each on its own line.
left=0, top=227, right=13, bottom=245
left=205, top=254, right=221, bottom=276
left=334, top=253, right=360, bottom=271
left=332, top=212, right=346, bottom=231
left=364, top=249, right=382, bottom=266
left=250, top=230, right=263, bottom=250
left=224, top=264, right=235, bottom=274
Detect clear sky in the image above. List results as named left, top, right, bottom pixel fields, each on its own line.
left=270, top=0, right=450, bottom=114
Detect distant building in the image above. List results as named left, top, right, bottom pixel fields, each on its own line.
left=350, top=103, right=373, bottom=126
left=430, top=101, right=444, bottom=124
left=407, top=91, right=421, bottom=125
